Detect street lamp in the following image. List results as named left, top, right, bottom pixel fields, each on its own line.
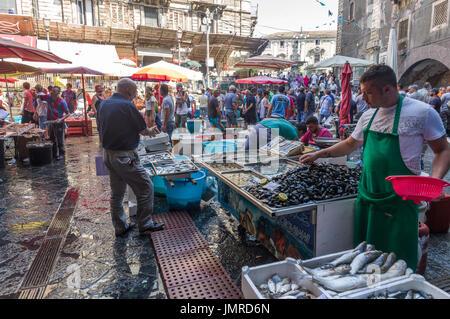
left=43, top=17, right=51, bottom=51
left=177, top=27, right=183, bottom=66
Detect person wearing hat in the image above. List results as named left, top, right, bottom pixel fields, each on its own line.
left=301, top=65, right=449, bottom=271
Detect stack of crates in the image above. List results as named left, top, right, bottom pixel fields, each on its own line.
left=65, top=117, right=92, bottom=136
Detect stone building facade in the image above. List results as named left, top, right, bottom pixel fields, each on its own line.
left=0, top=0, right=259, bottom=66
left=1, top=0, right=256, bottom=36
left=337, top=0, right=450, bottom=87
left=262, top=31, right=337, bottom=69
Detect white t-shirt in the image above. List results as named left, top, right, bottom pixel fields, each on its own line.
left=145, top=96, right=157, bottom=111
left=351, top=97, right=445, bottom=175
left=199, top=94, right=208, bottom=108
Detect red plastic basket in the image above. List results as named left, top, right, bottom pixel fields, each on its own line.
left=386, top=175, right=450, bottom=204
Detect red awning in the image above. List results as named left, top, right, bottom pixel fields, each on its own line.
left=0, top=37, right=70, bottom=63
left=0, top=34, right=37, bottom=48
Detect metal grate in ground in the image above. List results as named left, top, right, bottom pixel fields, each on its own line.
left=18, top=287, right=49, bottom=299
left=158, top=248, right=229, bottom=288
left=151, top=226, right=208, bottom=258
left=151, top=211, right=243, bottom=299
left=18, top=187, right=80, bottom=294
left=152, top=210, right=196, bottom=230
left=167, top=275, right=243, bottom=299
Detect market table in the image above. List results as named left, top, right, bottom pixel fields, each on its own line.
left=194, top=152, right=358, bottom=261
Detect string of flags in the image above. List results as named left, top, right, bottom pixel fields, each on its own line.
left=313, top=0, right=335, bottom=29
left=312, top=0, right=366, bottom=31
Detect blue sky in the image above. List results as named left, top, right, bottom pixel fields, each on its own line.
left=251, top=0, right=339, bottom=37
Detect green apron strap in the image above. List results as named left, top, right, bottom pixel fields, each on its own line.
left=392, top=94, right=403, bottom=135
left=366, top=108, right=379, bottom=131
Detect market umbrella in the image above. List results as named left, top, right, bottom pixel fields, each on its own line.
left=0, top=38, right=69, bottom=122
left=339, top=62, right=353, bottom=139
left=0, top=37, right=71, bottom=63
left=131, top=64, right=188, bottom=82
left=310, top=55, right=373, bottom=69
left=0, top=61, right=42, bottom=122
left=386, top=27, right=398, bottom=79
left=40, top=65, right=104, bottom=136
left=235, top=75, right=288, bottom=85
left=0, top=77, right=18, bottom=83
left=233, top=55, right=297, bottom=70
left=142, top=60, right=202, bottom=81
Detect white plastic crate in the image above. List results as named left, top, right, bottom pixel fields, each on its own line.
left=241, top=258, right=327, bottom=299
left=338, top=275, right=450, bottom=299
left=297, top=250, right=415, bottom=298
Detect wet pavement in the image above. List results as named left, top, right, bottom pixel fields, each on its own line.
left=0, top=134, right=448, bottom=298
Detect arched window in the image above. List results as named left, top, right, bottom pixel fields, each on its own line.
left=350, top=1, right=355, bottom=21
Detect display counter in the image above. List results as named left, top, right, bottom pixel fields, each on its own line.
left=194, top=153, right=358, bottom=260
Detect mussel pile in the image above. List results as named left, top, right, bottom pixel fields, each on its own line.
left=244, top=164, right=361, bottom=208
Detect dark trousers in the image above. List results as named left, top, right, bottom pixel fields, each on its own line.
left=103, top=149, right=154, bottom=234
left=48, top=122, right=65, bottom=157
left=21, top=110, right=35, bottom=124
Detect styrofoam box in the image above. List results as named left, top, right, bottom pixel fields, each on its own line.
left=297, top=250, right=414, bottom=298
left=241, top=258, right=327, bottom=299
left=337, top=275, right=450, bottom=299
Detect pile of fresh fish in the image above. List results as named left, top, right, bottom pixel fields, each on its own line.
left=302, top=242, right=410, bottom=293
left=367, top=289, right=433, bottom=299
left=258, top=274, right=315, bottom=299
left=140, top=152, right=172, bottom=166
left=152, top=160, right=198, bottom=176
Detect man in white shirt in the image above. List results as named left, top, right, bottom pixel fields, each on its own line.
left=175, top=83, right=189, bottom=128
left=301, top=65, right=449, bottom=271
left=311, top=73, right=318, bottom=86
left=199, top=89, right=209, bottom=118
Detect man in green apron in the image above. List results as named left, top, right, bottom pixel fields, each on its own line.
left=300, top=65, right=450, bottom=271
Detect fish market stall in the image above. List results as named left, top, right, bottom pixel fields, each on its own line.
left=0, top=123, right=46, bottom=161
left=194, top=152, right=361, bottom=261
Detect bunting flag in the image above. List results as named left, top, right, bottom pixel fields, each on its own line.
left=328, top=10, right=333, bottom=16
left=315, top=0, right=326, bottom=6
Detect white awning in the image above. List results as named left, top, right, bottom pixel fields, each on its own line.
left=27, top=40, right=137, bottom=77
left=137, top=47, right=173, bottom=58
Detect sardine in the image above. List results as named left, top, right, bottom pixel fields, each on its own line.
left=278, top=284, right=292, bottom=294
left=304, top=264, right=351, bottom=277
left=365, top=244, right=375, bottom=251
left=353, top=241, right=367, bottom=253
left=268, top=279, right=276, bottom=294
left=349, top=250, right=382, bottom=275
left=379, top=253, right=397, bottom=273
left=379, top=260, right=407, bottom=281
left=321, top=251, right=360, bottom=269
left=312, top=274, right=369, bottom=293
left=360, top=253, right=388, bottom=273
